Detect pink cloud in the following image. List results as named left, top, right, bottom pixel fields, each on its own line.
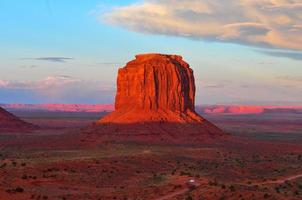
left=102, top=0, right=302, bottom=50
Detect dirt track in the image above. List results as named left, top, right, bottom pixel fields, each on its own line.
left=257, top=173, right=302, bottom=185
left=238, top=173, right=302, bottom=187
left=154, top=188, right=190, bottom=200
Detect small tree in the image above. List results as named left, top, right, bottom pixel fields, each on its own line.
left=15, top=187, right=24, bottom=193
left=186, top=195, right=193, bottom=200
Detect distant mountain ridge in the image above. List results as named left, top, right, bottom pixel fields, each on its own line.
left=0, top=104, right=114, bottom=113
left=1, top=104, right=301, bottom=114
left=196, top=105, right=302, bottom=115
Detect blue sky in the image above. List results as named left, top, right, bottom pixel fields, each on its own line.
left=0, top=0, right=301, bottom=105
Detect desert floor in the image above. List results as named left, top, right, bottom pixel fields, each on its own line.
left=1, top=112, right=302, bottom=200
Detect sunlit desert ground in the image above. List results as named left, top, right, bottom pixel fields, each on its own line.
left=1, top=111, right=302, bottom=200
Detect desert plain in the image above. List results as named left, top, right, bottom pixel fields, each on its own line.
left=0, top=110, right=302, bottom=200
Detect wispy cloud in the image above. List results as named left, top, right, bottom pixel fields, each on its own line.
left=101, top=0, right=302, bottom=51
left=203, top=84, right=225, bottom=89
left=258, top=50, right=302, bottom=61
left=276, top=75, right=302, bottom=82
left=20, top=65, right=38, bottom=69
left=200, top=80, right=232, bottom=89
left=97, top=62, right=124, bottom=65
left=21, top=57, right=74, bottom=63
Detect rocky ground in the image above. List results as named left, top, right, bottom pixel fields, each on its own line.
left=0, top=112, right=302, bottom=200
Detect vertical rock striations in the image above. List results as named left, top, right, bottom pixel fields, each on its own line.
left=115, top=54, right=195, bottom=113
left=90, top=54, right=224, bottom=143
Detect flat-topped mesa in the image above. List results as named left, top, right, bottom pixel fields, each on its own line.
left=98, top=54, right=210, bottom=124
left=116, top=53, right=194, bottom=112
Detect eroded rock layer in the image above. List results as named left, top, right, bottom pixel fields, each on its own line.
left=87, top=54, right=224, bottom=143
left=99, top=54, right=207, bottom=124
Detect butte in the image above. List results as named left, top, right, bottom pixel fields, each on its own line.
left=0, top=106, right=36, bottom=132
left=85, top=54, right=225, bottom=143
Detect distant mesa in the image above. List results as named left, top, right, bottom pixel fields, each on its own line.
left=85, top=53, right=225, bottom=143
left=0, top=107, right=36, bottom=132
left=1, top=104, right=114, bottom=113
left=198, top=105, right=302, bottom=115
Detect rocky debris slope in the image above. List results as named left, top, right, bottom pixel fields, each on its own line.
left=85, top=54, right=225, bottom=143
left=0, top=107, right=36, bottom=132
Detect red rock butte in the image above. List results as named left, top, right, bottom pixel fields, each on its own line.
left=0, top=107, right=36, bottom=132
left=88, top=54, right=224, bottom=143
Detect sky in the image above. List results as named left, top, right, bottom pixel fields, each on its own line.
left=0, top=0, right=301, bottom=105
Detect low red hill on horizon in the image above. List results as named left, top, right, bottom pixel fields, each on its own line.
left=0, top=107, right=36, bottom=132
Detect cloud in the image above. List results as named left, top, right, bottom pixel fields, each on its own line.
left=97, top=62, right=124, bottom=65
left=203, top=83, right=225, bottom=89
left=101, top=0, right=302, bottom=50
left=22, top=57, right=74, bottom=63
left=20, top=65, right=38, bottom=69
left=0, top=76, right=115, bottom=104
left=0, top=75, right=81, bottom=90
left=259, top=50, right=302, bottom=61
left=0, top=80, right=9, bottom=88
left=200, top=80, right=232, bottom=89
left=40, top=75, right=81, bottom=87
left=276, top=75, right=302, bottom=82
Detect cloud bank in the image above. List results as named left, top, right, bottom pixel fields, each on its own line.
left=102, top=0, right=302, bottom=50
left=0, top=76, right=115, bottom=104
left=259, top=50, right=302, bottom=60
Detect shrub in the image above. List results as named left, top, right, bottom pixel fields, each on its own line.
left=0, top=163, right=7, bottom=168
left=275, top=187, right=280, bottom=193
left=209, top=181, right=218, bottom=186
left=21, top=174, right=28, bottom=179
left=186, top=195, right=193, bottom=200
left=229, top=185, right=235, bottom=192
left=15, top=187, right=24, bottom=193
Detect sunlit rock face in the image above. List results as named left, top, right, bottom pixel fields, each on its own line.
left=115, top=54, right=195, bottom=112
left=89, top=54, right=224, bottom=143
left=0, top=107, right=36, bottom=132
left=98, top=53, right=207, bottom=124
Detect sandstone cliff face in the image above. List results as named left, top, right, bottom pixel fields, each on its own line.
left=99, top=54, right=206, bottom=124
left=0, top=107, right=36, bottom=132
left=88, top=54, right=224, bottom=143
left=115, top=54, right=195, bottom=112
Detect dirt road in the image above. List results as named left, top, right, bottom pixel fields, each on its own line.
left=154, top=188, right=190, bottom=200
left=257, top=173, right=302, bottom=185
left=240, top=173, right=302, bottom=187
